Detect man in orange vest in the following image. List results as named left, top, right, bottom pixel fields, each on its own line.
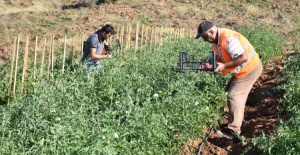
left=195, top=21, right=263, bottom=142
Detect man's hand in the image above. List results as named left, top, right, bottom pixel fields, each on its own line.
left=201, top=63, right=213, bottom=69
left=214, top=62, right=226, bottom=72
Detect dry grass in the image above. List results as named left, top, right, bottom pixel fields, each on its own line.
left=191, top=7, right=201, bottom=16
left=175, top=6, right=188, bottom=19
left=200, top=10, right=214, bottom=19
left=157, top=9, right=170, bottom=19
left=0, top=1, right=58, bottom=15
left=245, top=4, right=261, bottom=16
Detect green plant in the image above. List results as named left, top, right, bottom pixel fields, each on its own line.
left=254, top=53, right=300, bottom=155
left=236, top=25, right=284, bottom=64
left=0, top=38, right=226, bottom=154
left=137, top=14, right=149, bottom=24
left=131, top=1, right=145, bottom=9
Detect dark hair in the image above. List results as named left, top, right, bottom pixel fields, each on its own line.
left=99, top=24, right=116, bottom=35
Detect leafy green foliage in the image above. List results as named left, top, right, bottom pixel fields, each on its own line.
left=0, top=26, right=284, bottom=154
left=237, top=25, right=284, bottom=64
left=0, top=38, right=227, bottom=154
left=254, top=53, right=300, bottom=155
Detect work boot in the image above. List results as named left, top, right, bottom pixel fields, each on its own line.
left=221, top=128, right=241, bottom=143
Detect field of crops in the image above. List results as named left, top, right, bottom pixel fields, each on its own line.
left=0, top=25, right=293, bottom=154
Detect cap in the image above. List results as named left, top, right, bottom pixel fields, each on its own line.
left=195, top=21, right=214, bottom=39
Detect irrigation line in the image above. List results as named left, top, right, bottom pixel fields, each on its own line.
left=196, top=127, right=214, bottom=155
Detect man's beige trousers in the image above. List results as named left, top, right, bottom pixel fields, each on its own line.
left=227, top=62, right=263, bottom=134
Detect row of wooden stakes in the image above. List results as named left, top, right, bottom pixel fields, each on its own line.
left=5, top=23, right=196, bottom=105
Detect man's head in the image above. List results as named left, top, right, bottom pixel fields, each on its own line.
left=195, top=21, right=218, bottom=44
left=98, top=24, right=116, bottom=41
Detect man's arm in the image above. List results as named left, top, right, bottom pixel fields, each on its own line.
left=89, top=48, right=112, bottom=60
left=214, top=52, right=247, bottom=72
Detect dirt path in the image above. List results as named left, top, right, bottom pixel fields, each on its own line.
left=187, top=58, right=284, bottom=155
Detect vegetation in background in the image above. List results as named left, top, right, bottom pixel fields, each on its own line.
left=291, top=13, right=300, bottom=51
left=237, top=25, right=284, bottom=64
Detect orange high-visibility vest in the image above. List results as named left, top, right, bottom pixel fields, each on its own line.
left=213, top=28, right=260, bottom=78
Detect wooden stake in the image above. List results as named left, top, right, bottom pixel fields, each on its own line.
left=51, top=35, right=54, bottom=78
left=179, top=28, right=182, bottom=38
left=140, top=24, right=144, bottom=49
left=135, top=22, right=140, bottom=51
left=40, top=38, right=46, bottom=78
left=119, top=26, right=123, bottom=46
left=115, top=27, right=120, bottom=56
left=71, top=36, right=75, bottom=59
left=62, top=35, right=67, bottom=73
left=120, top=26, right=124, bottom=55
left=128, top=24, right=132, bottom=50
left=125, top=25, right=128, bottom=50
left=7, top=37, right=17, bottom=106
left=33, top=36, right=38, bottom=80
left=22, top=36, right=29, bottom=94
left=150, top=27, right=154, bottom=52
left=75, top=35, right=79, bottom=58
left=125, top=25, right=131, bottom=50
left=13, top=34, right=20, bottom=94
left=116, top=27, right=120, bottom=40
left=21, top=36, right=30, bottom=93
left=145, top=26, right=149, bottom=47
left=47, top=36, right=52, bottom=78
left=154, top=26, right=157, bottom=45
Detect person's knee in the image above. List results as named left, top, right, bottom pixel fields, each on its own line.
left=227, top=92, right=235, bottom=102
